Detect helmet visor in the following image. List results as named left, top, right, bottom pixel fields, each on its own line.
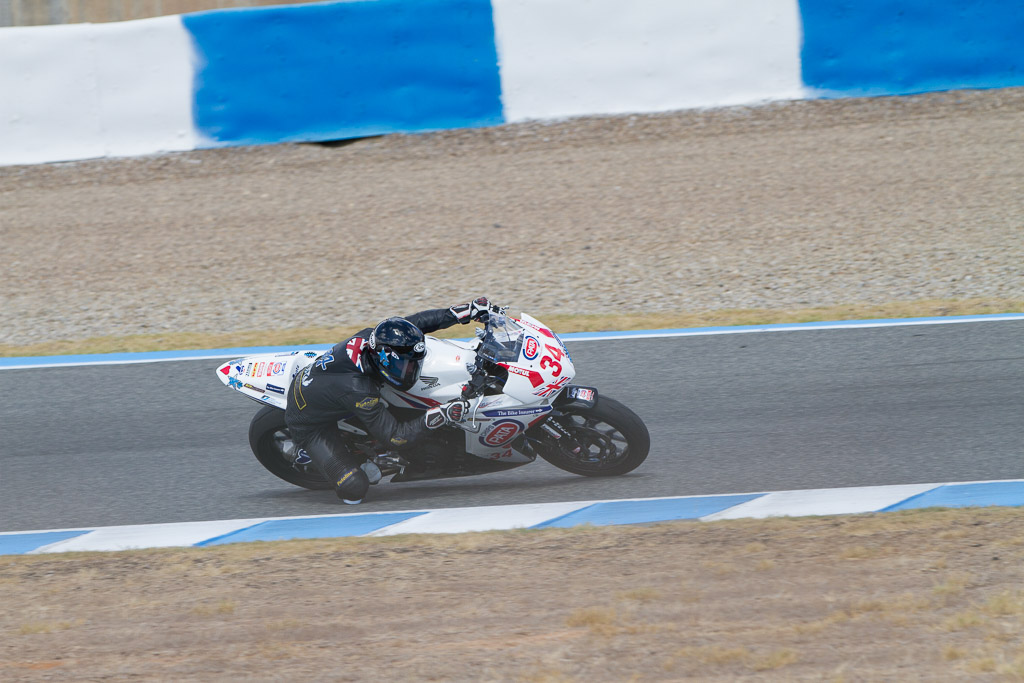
left=376, top=346, right=422, bottom=389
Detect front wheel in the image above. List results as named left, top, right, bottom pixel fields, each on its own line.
left=534, top=396, right=650, bottom=476
left=248, top=406, right=332, bottom=490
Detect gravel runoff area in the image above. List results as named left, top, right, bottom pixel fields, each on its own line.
left=1, top=88, right=1022, bottom=347
left=4, top=508, right=1024, bottom=681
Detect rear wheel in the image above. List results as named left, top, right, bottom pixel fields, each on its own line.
left=534, top=396, right=650, bottom=476
left=248, top=406, right=331, bottom=490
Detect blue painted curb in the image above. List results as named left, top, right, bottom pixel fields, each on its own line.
left=4, top=480, right=1022, bottom=556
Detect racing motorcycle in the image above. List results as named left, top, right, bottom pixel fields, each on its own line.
left=216, top=308, right=650, bottom=491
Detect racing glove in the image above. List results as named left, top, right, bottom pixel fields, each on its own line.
left=450, top=297, right=492, bottom=325
left=425, top=399, right=470, bottom=429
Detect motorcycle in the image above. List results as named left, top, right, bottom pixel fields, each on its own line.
left=216, top=308, right=650, bottom=492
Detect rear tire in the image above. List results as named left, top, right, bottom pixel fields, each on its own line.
left=535, top=396, right=650, bottom=476
left=248, top=406, right=331, bottom=490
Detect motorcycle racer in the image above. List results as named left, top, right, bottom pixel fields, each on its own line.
left=285, top=298, right=494, bottom=504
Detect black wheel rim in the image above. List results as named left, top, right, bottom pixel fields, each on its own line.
left=559, top=414, right=631, bottom=471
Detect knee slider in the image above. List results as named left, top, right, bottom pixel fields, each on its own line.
left=334, top=466, right=370, bottom=503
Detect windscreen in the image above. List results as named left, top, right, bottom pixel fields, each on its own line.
left=477, top=312, right=524, bottom=363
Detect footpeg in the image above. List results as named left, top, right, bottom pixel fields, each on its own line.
left=373, top=452, right=408, bottom=478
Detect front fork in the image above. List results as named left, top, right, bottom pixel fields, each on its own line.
left=533, top=412, right=585, bottom=455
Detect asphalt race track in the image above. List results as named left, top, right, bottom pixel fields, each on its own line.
left=1, top=320, right=1021, bottom=533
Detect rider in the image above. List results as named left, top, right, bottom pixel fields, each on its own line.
left=285, top=298, right=495, bottom=504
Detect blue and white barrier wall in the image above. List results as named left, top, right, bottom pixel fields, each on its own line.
left=2, top=0, right=1022, bottom=166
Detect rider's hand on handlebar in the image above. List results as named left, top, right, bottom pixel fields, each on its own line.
left=424, top=399, right=470, bottom=429
left=450, top=297, right=493, bottom=325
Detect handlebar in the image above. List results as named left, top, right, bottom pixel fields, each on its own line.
left=461, top=363, right=488, bottom=400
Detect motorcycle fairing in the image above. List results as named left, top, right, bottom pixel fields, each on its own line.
left=216, top=350, right=318, bottom=410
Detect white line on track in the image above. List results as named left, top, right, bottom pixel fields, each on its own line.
left=2, top=313, right=1021, bottom=370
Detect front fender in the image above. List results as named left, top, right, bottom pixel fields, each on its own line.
left=553, top=385, right=598, bottom=412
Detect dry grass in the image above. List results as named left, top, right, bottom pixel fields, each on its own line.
left=1, top=297, right=1020, bottom=357
left=565, top=606, right=617, bottom=631
left=668, top=645, right=800, bottom=673
left=189, top=600, right=237, bottom=616
left=16, top=621, right=75, bottom=635
left=615, top=587, right=661, bottom=603
left=4, top=507, right=1024, bottom=680
left=933, top=572, right=973, bottom=597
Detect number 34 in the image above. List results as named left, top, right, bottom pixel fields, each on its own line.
left=540, top=344, right=564, bottom=376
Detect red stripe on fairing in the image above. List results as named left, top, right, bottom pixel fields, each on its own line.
left=396, top=393, right=442, bottom=409
left=515, top=318, right=556, bottom=338
left=498, top=362, right=545, bottom=388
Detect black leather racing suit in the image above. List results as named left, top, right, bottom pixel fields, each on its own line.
left=285, top=308, right=461, bottom=478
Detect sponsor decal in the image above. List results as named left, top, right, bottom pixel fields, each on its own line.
left=355, top=396, right=379, bottom=410
left=235, top=364, right=244, bottom=374
left=390, top=437, right=408, bottom=446
left=569, top=386, right=595, bottom=402
left=500, top=363, right=545, bottom=388
left=314, top=353, right=335, bottom=371
left=228, top=377, right=244, bottom=389
left=479, top=419, right=524, bottom=447
left=553, top=333, right=572, bottom=362
left=481, top=406, right=552, bottom=418
left=301, top=366, right=313, bottom=387
left=266, top=383, right=286, bottom=395
left=243, top=383, right=265, bottom=394
left=219, top=365, right=230, bottom=376
left=523, top=336, right=539, bottom=360
left=419, top=375, right=440, bottom=389
left=304, top=351, right=318, bottom=358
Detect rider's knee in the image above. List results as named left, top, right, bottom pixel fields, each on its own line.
left=334, top=466, right=370, bottom=504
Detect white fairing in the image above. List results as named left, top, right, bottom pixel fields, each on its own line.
left=216, top=313, right=575, bottom=463
left=216, top=350, right=318, bottom=410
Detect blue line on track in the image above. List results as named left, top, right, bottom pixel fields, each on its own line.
left=2, top=313, right=1021, bottom=370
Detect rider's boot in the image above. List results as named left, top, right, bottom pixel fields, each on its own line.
left=360, top=461, right=383, bottom=485
left=303, top=433, right=370, bottom=504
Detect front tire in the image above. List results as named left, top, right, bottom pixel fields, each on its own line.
left=248, top=406, right=331, bottom=490
left=534, top=396, right=650, bottom=476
